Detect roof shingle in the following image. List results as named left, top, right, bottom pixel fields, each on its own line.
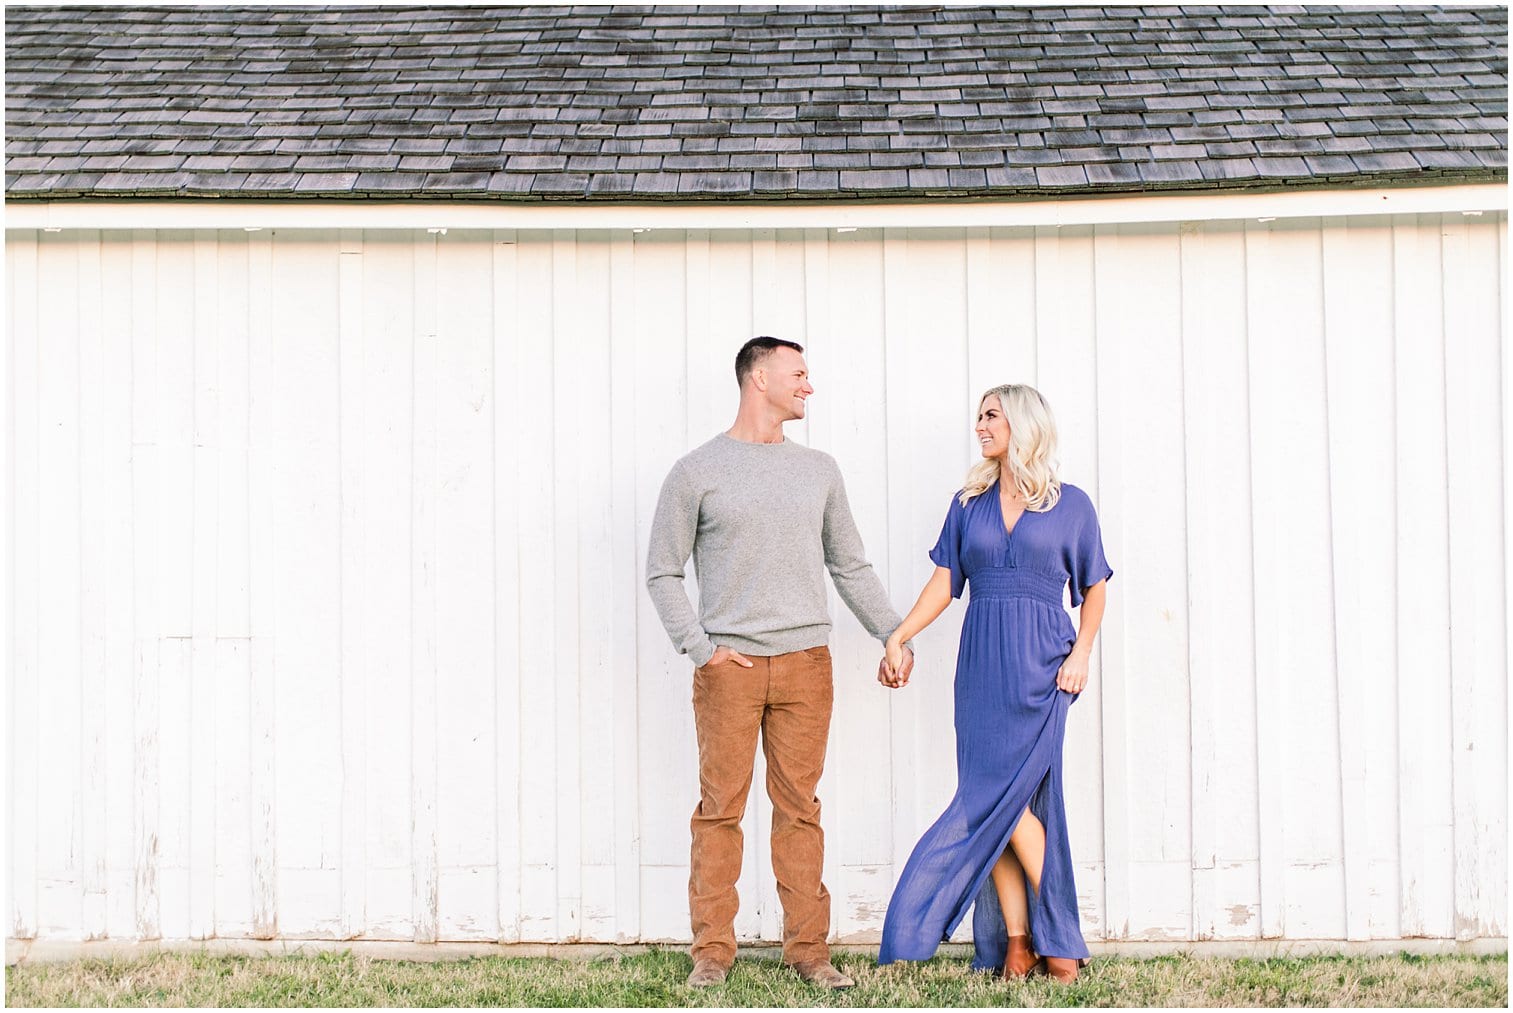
left=5, top=4, right=1507, bottom=201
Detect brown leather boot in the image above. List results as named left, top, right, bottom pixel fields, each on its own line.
left=686, top=958, right=729, bottom=987
left=1043, top=956, right=1080, bottom=983
left=1002, top=935, right=1040, bottom=979
left=791, top=960, right=855, bottom=989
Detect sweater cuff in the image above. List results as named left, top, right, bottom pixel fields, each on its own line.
left=689, top=640, right=717, bottom=668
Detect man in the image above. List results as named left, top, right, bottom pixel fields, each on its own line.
left=646, top=336, right=914, bottom=989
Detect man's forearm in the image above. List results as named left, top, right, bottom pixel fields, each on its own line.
left=646, top=574, right=716, bottom=667
left=645, top=463, right=716, bottom=667
left=831, top=567, right=905, bottom=642
left=821, top=473, right=905, bottom=643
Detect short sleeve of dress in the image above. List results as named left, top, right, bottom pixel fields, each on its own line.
left=929, top=493, right=967, bottom=599
left=1068, top=493, right=1113, bottom=608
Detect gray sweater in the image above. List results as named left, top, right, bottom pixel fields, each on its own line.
left=646, top=433, right=904, bottom=668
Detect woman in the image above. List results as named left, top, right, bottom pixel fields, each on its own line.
left=876, top=384, right=1110, bottom=983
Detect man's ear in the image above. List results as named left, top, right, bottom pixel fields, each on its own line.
left=751, top=367, right=767, bottom=392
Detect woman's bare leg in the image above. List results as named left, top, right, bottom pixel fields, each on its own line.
left=990, top=844, right=1029, bottom=935
left=995, top=810, right=1046, bottom=979
left=1009, top=807, right=1046, bottom=896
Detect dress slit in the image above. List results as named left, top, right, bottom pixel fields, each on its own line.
left=943, top=757, right=1053, bottom=944
left=963, top=761, right=1068, bottom=971
left=880, top=691, right=1080, bottom=967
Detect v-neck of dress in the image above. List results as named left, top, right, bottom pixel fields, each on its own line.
left=994, top=481, right=1028, bottom=541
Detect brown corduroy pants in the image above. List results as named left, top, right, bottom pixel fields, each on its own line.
left=688, top=646, right=834, bottom=967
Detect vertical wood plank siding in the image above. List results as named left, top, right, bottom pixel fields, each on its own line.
left=6, top=217, right=1506, bottom=944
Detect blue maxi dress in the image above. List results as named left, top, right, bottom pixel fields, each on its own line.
left=878, top=480, right=1112, bottom=971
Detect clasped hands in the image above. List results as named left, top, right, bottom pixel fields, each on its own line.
left=877, top=637, right=914, bottom=689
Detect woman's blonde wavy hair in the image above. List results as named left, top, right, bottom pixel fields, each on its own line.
left=959, top=384, right=1062, bottom=511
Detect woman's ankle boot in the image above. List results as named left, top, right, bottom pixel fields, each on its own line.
left=1043, top=956, right=1079, bottom=983
left=1002, top=935, right=1039, bottom=979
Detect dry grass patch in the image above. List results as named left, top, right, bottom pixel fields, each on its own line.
left=4, top=948, right=1506, bottom=1007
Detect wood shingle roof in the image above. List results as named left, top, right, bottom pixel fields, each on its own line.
left=5, top=4, right=1507, bottom=201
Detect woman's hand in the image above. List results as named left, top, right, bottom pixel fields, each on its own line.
left=1057, top=647, right=1090, bottom=694
left=708, top=646, right=753, bottom=668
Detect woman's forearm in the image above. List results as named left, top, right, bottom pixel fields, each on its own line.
left=1072, top=579, right=1107, bottom=653
left=889, top=566, right=954, bottom=646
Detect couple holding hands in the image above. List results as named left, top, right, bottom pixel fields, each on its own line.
left=646, top=336, right=1112, bottom=989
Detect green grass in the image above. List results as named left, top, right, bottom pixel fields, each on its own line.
left=5, top=948, right=1507, bottom=1007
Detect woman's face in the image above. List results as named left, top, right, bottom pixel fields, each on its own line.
left=975, top=395, right=1010, bottom=460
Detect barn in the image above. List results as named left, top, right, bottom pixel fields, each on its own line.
left=4, top=4, right=1507, bottom=956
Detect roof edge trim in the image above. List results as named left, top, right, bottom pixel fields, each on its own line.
left=6, top=183, right=1505, bottom=232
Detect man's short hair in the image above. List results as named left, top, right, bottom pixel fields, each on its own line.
left=735, top=336, right=805, bottom=387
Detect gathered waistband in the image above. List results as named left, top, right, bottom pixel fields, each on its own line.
left=966, top=568, right=1066, bottom=608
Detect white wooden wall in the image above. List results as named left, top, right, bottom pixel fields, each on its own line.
left=6, top=214, right=1507, bottom=944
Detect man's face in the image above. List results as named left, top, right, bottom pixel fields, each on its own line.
left=757, top=346, right=814, bottom=421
